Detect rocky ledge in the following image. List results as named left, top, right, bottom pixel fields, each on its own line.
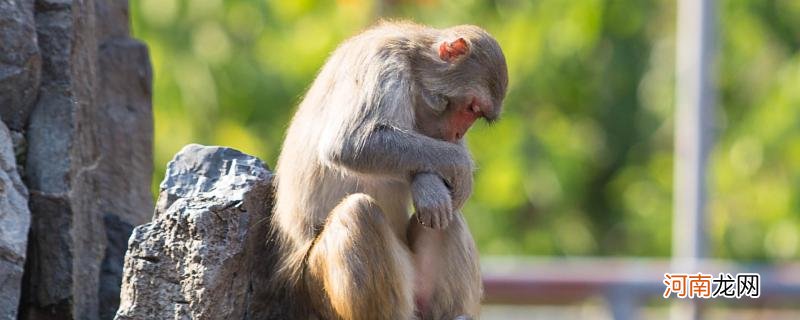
left=115, top=145, right=290, bottom=320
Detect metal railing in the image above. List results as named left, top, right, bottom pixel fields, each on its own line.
left=482, top=257, right=800, bottom=319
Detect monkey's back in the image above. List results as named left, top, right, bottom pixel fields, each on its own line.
left=272, top=22, right=431, bottom=251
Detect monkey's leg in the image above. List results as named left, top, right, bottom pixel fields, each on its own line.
left=408, top=213, right=482, bottom=320
left=306, top=193, right=415, bottom=320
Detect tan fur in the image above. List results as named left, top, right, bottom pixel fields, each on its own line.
left=270, top=20, right=507, bottom=319
left=306, top=194, right=414, bottom=320
left=408, top=214, right=482, bottom=318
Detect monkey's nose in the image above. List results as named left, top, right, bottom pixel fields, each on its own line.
left=470, top=101, right=481, bottom=114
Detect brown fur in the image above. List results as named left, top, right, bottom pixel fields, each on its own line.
left=270, top=20, right=508, bottom=319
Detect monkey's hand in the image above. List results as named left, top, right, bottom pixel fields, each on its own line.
left=411, top=172, right=453, bottom=229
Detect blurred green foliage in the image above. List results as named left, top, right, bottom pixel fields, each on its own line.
left=131, top=0, right=800, bottom=260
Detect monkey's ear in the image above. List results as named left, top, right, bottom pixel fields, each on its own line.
left=438, top=38, right=469, bottom=63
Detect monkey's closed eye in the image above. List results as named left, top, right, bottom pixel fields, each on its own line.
left=421, top=90, right=448, bottom=113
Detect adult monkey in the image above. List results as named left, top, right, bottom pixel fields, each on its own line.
left=271, top=21, right=508, bottom=320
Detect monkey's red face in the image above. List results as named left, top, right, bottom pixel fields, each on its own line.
left=415, top=32, right=507, bottom=143
left=446, top=96, right=487, bottom=142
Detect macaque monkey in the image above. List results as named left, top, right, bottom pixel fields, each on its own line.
left=271, top=21, right=508, bottom=320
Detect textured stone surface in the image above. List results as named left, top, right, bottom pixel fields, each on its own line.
left=25, top=0, right=98, bottom=194
left=95, top=0, right=130, bottom=41
left=94, top=37, right=153, bottom=226
left=21, top=0, right=105, bottom=318
left=116, top=145, right=279, bottom=320
left=20, top=0, right=154, bottom=319
left=1, top=0, right=153, bottom=317
left=0, top=0, right=40, bottom=131
left=94, top=1, right=154, bottom=316
left=0, top=121, right=31, bottom=319
left=99, top=214, right=135, bottom=320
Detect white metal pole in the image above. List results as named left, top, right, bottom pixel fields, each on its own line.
left=671, top=0, right=715, bottom=319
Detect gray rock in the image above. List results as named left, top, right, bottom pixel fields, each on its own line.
left=22, top=0, right=106, bottom=318
left=19, top=0, right=154, bottom=317
left=115, top=145, right=280, bottom=320
left=99, top=214, right=135, bottom=320
left=94, top=37, right=153, bottom=226
left=0, top=121, right=31, bottom=319
left=0, top=0, right=40, bottom=131
left=25, top=0, right=98, bottom=194
left=22, top=191, right=76, bottom=318
left=95, top=6, right=154, bottom=316
left=94, top=0, right=131, bottom=42
left=0, top=0, right=154, bottom=317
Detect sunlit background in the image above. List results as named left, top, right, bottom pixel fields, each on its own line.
left=131, top=0, right=800, bottom=318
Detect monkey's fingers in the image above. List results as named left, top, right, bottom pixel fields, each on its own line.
left=415, top=208, right=446, bottom=230
left=438, top=201, right=454, bottom=229
left=415, top=210, right=429, bottom=228
left=432, top=207, right=443, bottom=229
left=433, top=207, right=444, bottom=229
left=418, top=209, right=435, bottom=229
left=447, top=207, right=456, bottom=227
left=428, top=210, right=438, bottom=229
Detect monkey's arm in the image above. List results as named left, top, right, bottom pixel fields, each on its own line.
left=321, top=124, right=473, bottom=206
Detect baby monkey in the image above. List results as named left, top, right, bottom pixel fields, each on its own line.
left=271, top=21, right=508, bottom=319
